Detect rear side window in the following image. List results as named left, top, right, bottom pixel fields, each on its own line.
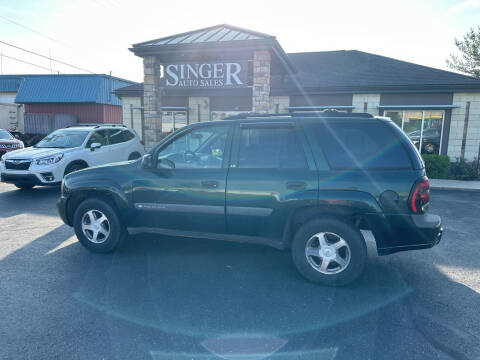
left=109, top=129, right=135, bottom=144
left=313, top=121, right=412, bottom=170
left=238, top=126, right=307, bottom=169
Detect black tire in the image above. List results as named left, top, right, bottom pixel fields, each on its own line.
left=128, top=152, right=141, bottom=161
left=291, top=218, right=367, bottom=286
left=14, top=183, right=34, bottom=190
left=64, top=163, right=86, bottom=177
left=73, top=198, right=126, bottom=253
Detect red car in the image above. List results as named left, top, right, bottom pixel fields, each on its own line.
left=0, top=129, right=24, bottom=158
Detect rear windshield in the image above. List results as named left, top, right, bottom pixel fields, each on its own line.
left=312, top=120, right=412, bottom=170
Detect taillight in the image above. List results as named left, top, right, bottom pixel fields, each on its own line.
left=409, top=177, right=430, bottom=214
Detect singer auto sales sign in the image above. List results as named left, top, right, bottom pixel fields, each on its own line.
left=161, top=61, right=249, bottom=89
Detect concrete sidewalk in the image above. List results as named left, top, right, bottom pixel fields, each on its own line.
left=430, top=179, right=480, bottom=191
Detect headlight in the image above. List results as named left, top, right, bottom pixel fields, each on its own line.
left=36, top=153, right=64, bottom=165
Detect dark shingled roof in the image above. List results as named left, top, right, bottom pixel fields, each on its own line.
left=113, top=82, right=143, bottom=96
left=280, top=50, right=480, bottom=92
left=114, top=49, right=480, bottom=97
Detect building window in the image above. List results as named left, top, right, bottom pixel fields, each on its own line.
left=384, top=110, right=444, bottom=155
left=161, top=111, right=188, bottom=133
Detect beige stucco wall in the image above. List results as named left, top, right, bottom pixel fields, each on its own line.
left=447, top=93, right=480, bottom=161
left=269, top=96, right=290, bottom=113
left=121, top=96, right=143, bottom=141
left=352, top=94, right=380, bottom=115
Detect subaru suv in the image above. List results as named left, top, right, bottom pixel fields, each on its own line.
left=57, top=111, right=442, bottom=286
left=1, top=124, right=144, bottom=189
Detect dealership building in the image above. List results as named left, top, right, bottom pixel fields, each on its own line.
left=115, top=24, right=480, bottom=160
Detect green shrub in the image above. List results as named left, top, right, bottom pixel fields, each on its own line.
left=448, top=158, right=480, bottom=180
left=422, top=154, right=451, bottom=179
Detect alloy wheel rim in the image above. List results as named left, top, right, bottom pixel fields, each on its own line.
left=305, top=232, right=351, bottom=274
left=81, top=209, right=110, bottom=244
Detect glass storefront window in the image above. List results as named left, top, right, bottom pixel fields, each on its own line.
left=161, top=111, right=188, bottom=133
left=384, top=110, right=444, bottom=155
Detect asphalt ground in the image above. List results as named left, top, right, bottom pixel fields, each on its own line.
left=0, top=182, right=479, bottom=360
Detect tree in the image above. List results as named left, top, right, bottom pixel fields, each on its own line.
left=446, top=26, right=480, bottom=78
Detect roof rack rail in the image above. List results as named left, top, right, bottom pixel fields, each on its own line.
left=93, top=124, right=127, bottom=128
left=223, top=112, right=291, bottom=120
left=65, top=123, right=128, bottom=128
left=223, top=110, right=374, bottom=120
left=65, top=123, right=99, bottom=128
left=291, top=110, right=374, bottom=118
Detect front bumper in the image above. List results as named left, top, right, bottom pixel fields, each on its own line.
left=366, top=213, right=443, bottom=255
left=0, top=162, right=65, bottom=185
left=56, top=195, right=71, bottom=226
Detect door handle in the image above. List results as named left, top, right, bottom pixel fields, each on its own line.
left=286, top=181, right=307, bottom=190
left=202, top=180, right=219, bottom=189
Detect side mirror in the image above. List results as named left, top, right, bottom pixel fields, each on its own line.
left=14, top=134, right=20, bottom=139
left=141, top=154, right=154, bottom=168
left=90, top=142, right=102, bottom=151
left=158, top=158, right=175, bottom=169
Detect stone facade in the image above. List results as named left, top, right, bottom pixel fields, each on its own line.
left=269, top=96, right=290, bottom=113
left=252, top=50, right=271, bottom=113
left=447, top=93, right=480, bottom=161
left=143, top=56, right=163, bottom=150
left=352, top=94, right=380, bottom=115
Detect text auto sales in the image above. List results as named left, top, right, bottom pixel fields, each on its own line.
left=162, top=62, right=245, bottom=88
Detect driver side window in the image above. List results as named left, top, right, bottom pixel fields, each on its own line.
left=156, top=125, right=230, bottom=169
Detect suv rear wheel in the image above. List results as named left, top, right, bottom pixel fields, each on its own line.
left=73, top=198, right=125, bottom=253
left=291, top=218, right=367, bottom=286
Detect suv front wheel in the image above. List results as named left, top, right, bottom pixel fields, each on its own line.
left=292, top=218, right=367, bottom=286
left=73, top=198, right=125, bottom=253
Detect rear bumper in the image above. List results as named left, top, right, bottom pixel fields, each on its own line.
left=366, top=213, right=443, bottom=255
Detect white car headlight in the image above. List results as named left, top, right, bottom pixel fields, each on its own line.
left=35, top=153, right=64, bottom=166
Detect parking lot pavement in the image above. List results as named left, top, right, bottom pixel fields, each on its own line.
left=0, top=182, right=479, bottom=360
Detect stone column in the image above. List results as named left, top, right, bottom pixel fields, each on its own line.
left=252, top=50, right=271, bottom=113
left=143, top=56, right=163, bottom=151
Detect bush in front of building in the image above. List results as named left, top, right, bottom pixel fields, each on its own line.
left=422, top=154, right=451, bottom=179
left=448, top=158, right=480, bottom=180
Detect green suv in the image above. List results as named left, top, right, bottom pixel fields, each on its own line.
left=57, top=111, right=442, bottom=286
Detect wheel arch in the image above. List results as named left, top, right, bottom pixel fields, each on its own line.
left=128, top=152, right=142, bottom=160
left=65, top=186, right=129, bottom=226
left=282, top=192, right=384, bottom=249
left=64, top=159, right=89, bottom=176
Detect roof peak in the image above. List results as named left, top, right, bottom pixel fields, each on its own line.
left=132, top=24, right=275, bottom=47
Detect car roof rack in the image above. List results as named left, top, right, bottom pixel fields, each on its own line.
left=66, top=124, right=127, bottom=129
left=223, top=109, right=373, bottom=120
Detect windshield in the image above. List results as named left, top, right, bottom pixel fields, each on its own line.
left=35, top=130, right=89, bottom=148
left=0, top=130, right=13, bottom=140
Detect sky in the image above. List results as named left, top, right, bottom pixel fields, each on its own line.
left=0, top=0, right=479, bottom=82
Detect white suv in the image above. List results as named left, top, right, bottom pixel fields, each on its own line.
left=0, top=124, right=145, bottom=189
